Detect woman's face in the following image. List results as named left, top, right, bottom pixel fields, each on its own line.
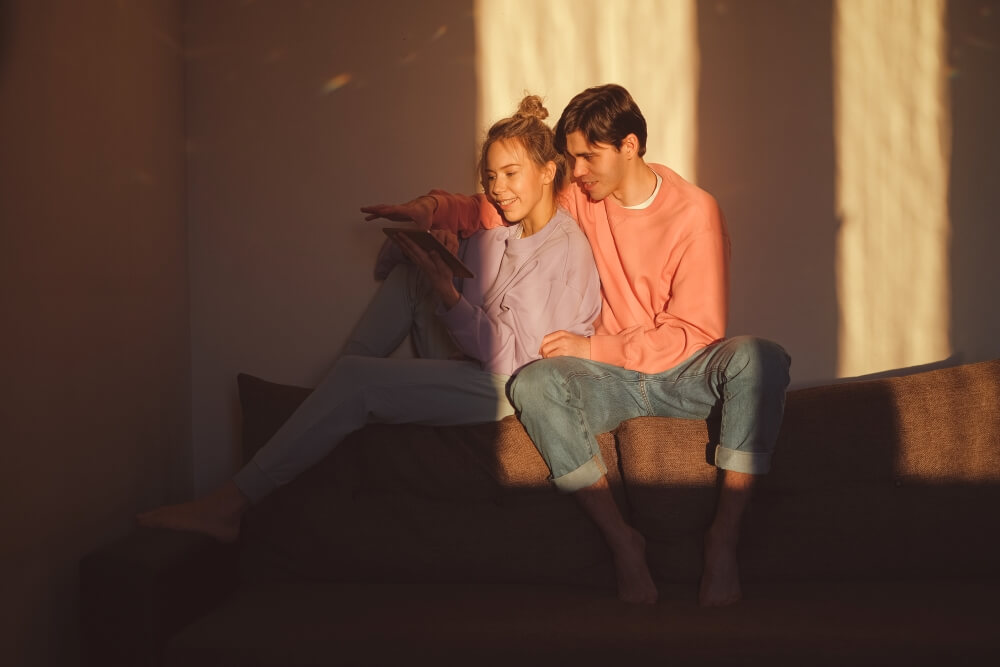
left=483, top=138, right=554, bottom=228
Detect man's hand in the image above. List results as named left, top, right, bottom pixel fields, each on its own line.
left=361, top=195, right=437, bottom=231
left=539, top=331, right=592, bottom=359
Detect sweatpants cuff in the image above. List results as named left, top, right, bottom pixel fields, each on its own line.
left=232, top=460, right=277, bottom=504
left=714, top=444, right=772, bottom=475
left=551, top=455, right=608, bottom=493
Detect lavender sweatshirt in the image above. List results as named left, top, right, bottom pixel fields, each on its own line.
left=438, top=208, right=601, bottom=376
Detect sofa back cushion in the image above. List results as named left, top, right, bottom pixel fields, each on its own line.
left=616, top=358, right=1000, bottom=583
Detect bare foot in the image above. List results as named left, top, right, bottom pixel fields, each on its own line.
left=572, top=476, right=658, bottom=604
left=699, top=531, right=742, bottom=606
left=137, top=481, right=248, bottom=543
left=612, top=527, right=659, bottom=604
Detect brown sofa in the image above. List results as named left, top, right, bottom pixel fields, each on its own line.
left=81, top=358, right=1000, bottom=666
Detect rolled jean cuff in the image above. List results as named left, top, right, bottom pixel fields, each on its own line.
left=551, top=455, right=608, bottom=493
left=233, top=460, right=278, bottom=505
left=714, top=444, right=772, bottom=475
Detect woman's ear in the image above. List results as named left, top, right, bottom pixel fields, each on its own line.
left=542, top=160, right=557, bottom=185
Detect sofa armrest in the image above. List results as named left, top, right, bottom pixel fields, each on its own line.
left=80, top=526, right=240, bottom=667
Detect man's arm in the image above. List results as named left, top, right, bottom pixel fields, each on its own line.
left=542, top=225, right=729, bottom=370
left=362, top=191, right=504, bottom=237
left=361, top=194, right=438, bottom=229
left=590, top=228, right=730, bottom=371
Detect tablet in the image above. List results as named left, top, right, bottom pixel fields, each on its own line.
left=382, top=228, right=475, bottom=279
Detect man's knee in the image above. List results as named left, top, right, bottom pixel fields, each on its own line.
left=726, top=336, right=791, bottom=390
left=509, top=357, right=584, bottom=412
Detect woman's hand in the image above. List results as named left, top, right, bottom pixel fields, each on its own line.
left=429, top=229, right=459, bottom=256
left=393, top=234, right=460, bottom=309
left=360, top=195, right=437, bottom=231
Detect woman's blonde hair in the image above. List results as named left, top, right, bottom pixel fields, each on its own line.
left=478, top=95, right=567, bottom=196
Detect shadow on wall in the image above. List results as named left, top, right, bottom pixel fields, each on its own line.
left=183, top=0, right=480, bottom=492
left=948, top=0, right=1000, bottom=365
left=0, top=1, right=12, bottom=77
left=696, top=0, right=839, bottom=386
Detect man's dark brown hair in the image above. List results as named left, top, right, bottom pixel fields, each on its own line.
left=554, top=84, right=648, bottom=156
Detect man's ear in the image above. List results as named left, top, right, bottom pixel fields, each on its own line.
left=620, top=133, right=640, bottom=158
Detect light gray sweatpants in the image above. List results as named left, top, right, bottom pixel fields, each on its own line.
left=233, top=263, right=514, bottom=503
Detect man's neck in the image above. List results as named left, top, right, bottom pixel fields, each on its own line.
left=610, top=160, right=658, bottom=208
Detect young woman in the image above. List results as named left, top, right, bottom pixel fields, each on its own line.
left=138, top=96, right=601, bottom=540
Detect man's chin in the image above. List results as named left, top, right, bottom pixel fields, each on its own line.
left=577, top=183, right=605, bottom=202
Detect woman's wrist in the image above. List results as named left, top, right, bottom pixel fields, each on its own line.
left=439, top=285, right=460, bottom=310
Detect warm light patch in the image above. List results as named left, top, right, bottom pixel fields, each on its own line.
left=834, top=0, right=952, bottom=377
left=474, top=0, right=698, bottom=183
left=320, top=72, right=352, bottom=94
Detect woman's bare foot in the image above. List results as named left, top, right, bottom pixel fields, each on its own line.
left=612, top=527, right=659, bottom=604
left=699, top=530, right=742, bottom=606
left=136, top=481, right=249, bottom=543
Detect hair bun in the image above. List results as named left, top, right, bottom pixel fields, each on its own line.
left=514, top=94, right=548, bottom=121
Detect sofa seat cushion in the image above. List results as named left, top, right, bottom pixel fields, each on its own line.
left=164, top=579, right=1000, bottom=666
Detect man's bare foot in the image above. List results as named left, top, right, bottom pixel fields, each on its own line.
left=572, top=475, right=658, bottom=604
left=612, top=527, right=659, bottom=604
left=699, top=531, right=742, bottom=606
left=136, top=481, right=249, bottom=543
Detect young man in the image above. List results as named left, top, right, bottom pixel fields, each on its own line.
left=362, top=84, right=791, bottom=606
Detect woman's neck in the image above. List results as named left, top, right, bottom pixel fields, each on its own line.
left=519, top=198, right=558, bottom=238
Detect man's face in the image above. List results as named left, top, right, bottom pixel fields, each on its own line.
left=565, top=130, right=628, bottom=202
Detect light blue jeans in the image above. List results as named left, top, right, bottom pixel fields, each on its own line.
left=508, top=337, right=791, bottom=492
left=234, top=263, right=514, bottom=502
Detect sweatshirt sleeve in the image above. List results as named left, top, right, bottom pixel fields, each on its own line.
left=438, top=295, right=519, bottom=375
left=427, top=190, right=505, bottom=238
left=427, top=189, right=580, bottom=237
left=589, top=226, right=730, bottom=371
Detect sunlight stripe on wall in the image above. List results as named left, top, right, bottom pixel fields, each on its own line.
left=475, top=0, right=698, bottom=183
left=834, top=0, right=952, bottom=377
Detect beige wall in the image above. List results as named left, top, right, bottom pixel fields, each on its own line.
left=697, top=0, right=998, bottom=382
left=186, top=0, right=1000, bottom=496
left=0, top=1, right=188, bottom=664
left=1, top=0, right=997, bottom=663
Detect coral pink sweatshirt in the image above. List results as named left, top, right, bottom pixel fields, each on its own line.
left=429, top=163, right=730, bottom=373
